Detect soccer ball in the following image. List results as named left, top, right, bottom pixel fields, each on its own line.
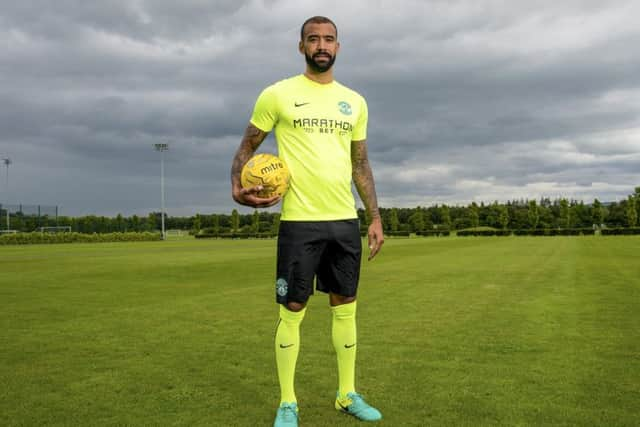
left=241, top=153, right=290, bottom=198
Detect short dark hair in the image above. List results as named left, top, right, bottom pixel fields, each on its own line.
left=300, top=16, right=337, bottom=41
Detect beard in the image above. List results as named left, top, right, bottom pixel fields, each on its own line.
left=305, top=52, right=336, bottom=73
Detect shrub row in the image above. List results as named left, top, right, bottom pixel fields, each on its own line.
left=415, top=230, right=451, bottom=237
left=359, top=231, right=413, bottom=237
left=455, top=228, right=597, bottom=237
left=600, top=227, right=640, bottom=235
left=0, top=232, right=161, bottom=245
left=457, top=229, right=511, bottom=237
left=384, top=231, right=411, bottom=237
left=512, top=228, right=595, bottom=236
left=195, top=232, right=277, bottom=239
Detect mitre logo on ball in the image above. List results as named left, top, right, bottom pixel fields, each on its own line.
left=241, top=153, right=290, bottom=198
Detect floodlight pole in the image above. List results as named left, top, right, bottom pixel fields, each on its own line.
left=153, top=144, right=168, bottom=240
left=2, top=158, right=10, bottom=231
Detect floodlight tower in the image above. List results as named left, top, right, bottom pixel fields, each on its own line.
left=2, top=157, right=10, bottom=230
left=153, top=144, right=168, bottom=240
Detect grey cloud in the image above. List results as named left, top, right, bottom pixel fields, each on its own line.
left=1, top=1, right=640, bottom=215
left=1, top=0, right=248, bottom=42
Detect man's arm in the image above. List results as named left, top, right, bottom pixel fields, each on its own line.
left=230, top=123, right=281, bottom=208
left=351, top=139, right=384, bottom=260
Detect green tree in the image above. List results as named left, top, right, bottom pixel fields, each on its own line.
left=193, top=214, right=202, bottom=232
left=212, top=214, right=220, bottom=234
left=390, top=208, right=399, bottom=232
left=537, top=201, right=553, bottom=229
left=130, top=215, right=140, bottom=232
left=440, top=205, right=451, bottom=230
left=568, top=203, right=577, bottom=228
left=271, top=213, right=281, bottom=234
left=605, top=200, right=626, bottom=227
left=115, top=214, right=124, bottom=232
left=408, top=208, right=425, bottom=232
left=147, top=213, right=157, bottom=231
left=231, top=209, right=240, bottom=232
left=559, top=198, right=569, bottom=228
left=592, top=199, right=604, bottom=227
left=528, top=200, right=539, bottom=229
left=626, top=195, right=638, bottom=227
left=498, top=204, right=509, bottom=230
left=252, top=210, right=260, bottom=233
left=468, top=202, right=479, bottom=228
left=485, top=202, right=500, bottom=228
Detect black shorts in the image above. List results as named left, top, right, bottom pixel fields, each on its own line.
left=275, top=219, right=362, bottom=304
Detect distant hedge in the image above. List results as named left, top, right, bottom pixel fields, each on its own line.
left=457, top=229, right=511, bottom=237
left=384, top=231, right=411, bottom=237
left=195, top=232, right=277, bottom=239
left=415, top=230, right=451, bottom=237
left=457, top=228, right=597, bottom=237
left=600, top=227, right=640, bottom=235
left=511, top=228, right=595, bottom=236
left=358, top=231, right=412, bottom=238
left=0, top=232, right=161, bottom=245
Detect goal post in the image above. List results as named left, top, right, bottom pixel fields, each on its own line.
left=0, top=204, right=60, bottom=232
left=39, top=226, right=72, bottom=233
left=165, top=229, right=189, bottom=238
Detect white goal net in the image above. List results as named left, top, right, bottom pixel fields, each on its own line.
left=39, top=226, right=72, bottom=233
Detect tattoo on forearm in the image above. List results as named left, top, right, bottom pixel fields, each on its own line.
left=231, top=124, right=268, bottom=185
left=351, top=140, right=380, bottom=220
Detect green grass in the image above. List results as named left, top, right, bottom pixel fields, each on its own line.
left=1, top=237, right=639, bottom=426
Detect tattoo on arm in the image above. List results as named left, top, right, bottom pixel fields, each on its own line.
left=231, top=124, right=268, bottom=187
left=351, top=140, right=380, bottom=220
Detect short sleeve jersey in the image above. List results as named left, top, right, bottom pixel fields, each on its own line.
left=250, top=74, right=368, bottom=221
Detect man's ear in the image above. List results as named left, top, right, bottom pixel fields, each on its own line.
left=298, top=40, right=304, bottom=54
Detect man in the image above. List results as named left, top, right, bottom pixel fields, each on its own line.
left=230, top=16, right=384, bottom=427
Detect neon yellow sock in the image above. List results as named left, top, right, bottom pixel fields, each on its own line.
left=275, top=305, right=306, bottom=404
left=331, top=301, right=357, bottom=397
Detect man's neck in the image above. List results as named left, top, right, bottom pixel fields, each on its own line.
left=304, top=68, right=334, bottom=84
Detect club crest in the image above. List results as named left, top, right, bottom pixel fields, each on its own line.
left=338, top=101, right=352, bottom=115
left=276, top=278, right=288, bottom=296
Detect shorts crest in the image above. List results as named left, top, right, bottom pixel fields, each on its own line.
left=276, top=278, right=288, bottom=297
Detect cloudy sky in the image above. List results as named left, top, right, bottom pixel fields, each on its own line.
left=1, top=0, right=639, bottom=217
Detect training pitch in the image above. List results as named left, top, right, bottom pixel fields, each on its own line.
left=1, top=236, right=639, bottom=426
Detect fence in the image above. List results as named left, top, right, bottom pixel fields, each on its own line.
left=0, top=204, right=59, bottom=231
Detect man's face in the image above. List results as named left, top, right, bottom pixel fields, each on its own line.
left=299, top=22, right=340, bottom=73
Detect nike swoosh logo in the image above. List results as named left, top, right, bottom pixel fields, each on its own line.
left=294, top=102, right=310, bottom=107
left=344, top=343, right=356, bottom=348
left=280, top=344, right=294, bottom=348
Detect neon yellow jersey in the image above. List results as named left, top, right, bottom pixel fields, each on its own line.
left=250, top=74, right=368, bottom=221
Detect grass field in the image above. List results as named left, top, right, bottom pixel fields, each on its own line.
left=1, top=236, right=639, bottom=426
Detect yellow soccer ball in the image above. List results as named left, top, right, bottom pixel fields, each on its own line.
left=241, top=153, right=290, bottom=198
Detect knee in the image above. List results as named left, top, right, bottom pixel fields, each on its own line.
left=285, top=301, right=306, bottom=312
left=330, top=294, right=356, bottom=306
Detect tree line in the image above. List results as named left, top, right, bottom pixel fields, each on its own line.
left=3, top=187, right=639, bottom=234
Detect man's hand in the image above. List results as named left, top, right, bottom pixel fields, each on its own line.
left=231, top=124, right=273, bottom=207
left=351, top=139, right=384, bottom=260
left=367, top=217, right=384, bottom=260
left=232, top=185, right=281, bottom=208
